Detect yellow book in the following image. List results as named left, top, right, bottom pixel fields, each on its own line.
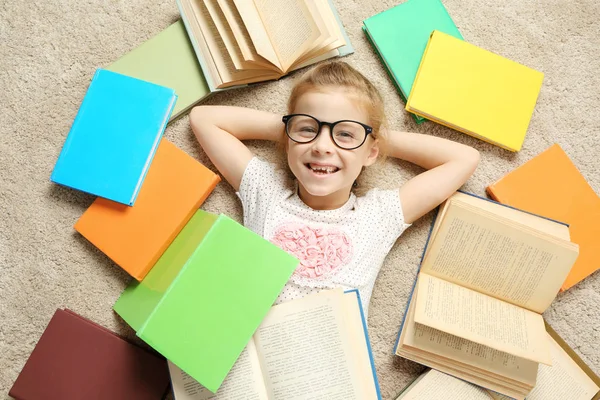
left=406, top=30, right=544, bottom=152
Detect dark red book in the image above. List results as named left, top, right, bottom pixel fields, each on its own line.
left=9, top=309, right=170, bottom=400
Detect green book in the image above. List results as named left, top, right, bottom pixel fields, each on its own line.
left=113, top=210, right=298, bottom=393
left=363, top=0, right=463, bottom=124
left=107, top=21, right=210, bottom=122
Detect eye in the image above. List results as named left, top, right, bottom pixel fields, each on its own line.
left=334, top=131, right=355, bottom=142
left=300, top=126, right=317, bottom=133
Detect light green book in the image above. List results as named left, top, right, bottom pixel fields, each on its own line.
left=363, top=0, right=463, bottom=124
left=113, top=209, right=298, bottom=393
left=107, top=21, right=210, bottom=121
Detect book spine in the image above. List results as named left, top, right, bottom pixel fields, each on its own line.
left=175, top=2, right=219, bottom=93
left=327, top=0, right=354, bottom=56
left=130, top=93, right=177, bottom=206
left=392, top=210, right=437, bottom=353
left=345, top=289, right=382, bottom=400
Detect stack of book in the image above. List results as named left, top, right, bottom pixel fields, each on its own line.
left=364, top=0, right=543, bottom=152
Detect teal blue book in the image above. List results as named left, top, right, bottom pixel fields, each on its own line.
left=363, top=0, right=463, bottom=124
left=50, top=69, right=177, bottom=206
left=113, top=210, right=298, bottom=393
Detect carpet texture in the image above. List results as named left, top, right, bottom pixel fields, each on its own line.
left=1, top=0, right=599, bottom=398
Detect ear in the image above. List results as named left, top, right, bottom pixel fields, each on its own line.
left=363, top=139, right=379, bottom=167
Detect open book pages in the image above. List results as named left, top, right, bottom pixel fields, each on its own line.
left=487, top=333, right=600, bottom=400
left=396, top=369, right=494, bottom=400
left=396, top=291, right=537, bottom=400
left=177, top=0, right=350, bottom=89
left=414, top=274, right=551, bottom=364
left=169, top=289, right=379, bottom=399
left=421, top=192, right=579, bottom=314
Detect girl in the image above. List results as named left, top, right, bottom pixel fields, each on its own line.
left=190, top=61, right=480, bottom=315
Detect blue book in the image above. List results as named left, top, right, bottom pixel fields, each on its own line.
left=50, top=69, right=177, bottom=206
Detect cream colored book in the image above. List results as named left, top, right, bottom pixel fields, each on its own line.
left=488, top=324, right=600, bottom=400
left=169, top=289, right=381, bottom=399
left=176, top=0, right=353, bottom=90
left=395, top=192, right=579, bottom=400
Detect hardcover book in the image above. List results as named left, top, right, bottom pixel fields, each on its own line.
left=113, top=209, right=298, bottom=393
left=74, top=139, right=220, bottom=281
left=50, top=69, right=176, bottom=205
left=394, top=192, right=579, bottom=399
left=177, top=0, right=354, bottom=91
left=487, top=144, right=600, bottom=291
left=406, top=31, right=543, bottom=152
left=9, top=309, right=170, bottom=400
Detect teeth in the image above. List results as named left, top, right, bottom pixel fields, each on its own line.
left=309, top=164, right=338, bottom=173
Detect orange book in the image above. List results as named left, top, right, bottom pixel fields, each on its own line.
left=75, top=139, right=220, bottom=280
left=487, top=144, right=600, bottom=291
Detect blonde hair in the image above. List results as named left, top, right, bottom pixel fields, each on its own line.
left=286, top=61, right=388, bottom=158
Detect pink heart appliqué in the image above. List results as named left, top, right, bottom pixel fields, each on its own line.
left=270, top=222, right=353, bottom=279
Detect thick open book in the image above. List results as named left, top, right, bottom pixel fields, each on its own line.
left=169, top=289, right=381, bottom=399
left=395, top=192, right=579, bottom=399
left=176, top=0, right=353, bottom=90
left=394, top=327, right=600, bottom=400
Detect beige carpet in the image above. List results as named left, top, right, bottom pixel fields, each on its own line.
left=1, top=0, right=599, bottom=398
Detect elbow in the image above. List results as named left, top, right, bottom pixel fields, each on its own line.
left=189, top=105, right=213, bottom=138
left=464, top=146, right=480, bottom=175
left=190, top=105, right=209, bottom=127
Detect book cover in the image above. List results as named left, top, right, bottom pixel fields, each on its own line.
left=346, top=289, right=382, bottom=400
left=107, top=20, right=211, bottom=121
left=114, top=209, right=298, bottom=393
left=9, top=309, right=169, bottom=400
left=545, top=322, right=600, bottom=400
left=406, top=30, right=544, bottom=152
left=74, top=139, right=220, bottom=281
left=487, top=144, right=600, bottom=290
left=50, top=69, right=177, bottom=206
left=363, top=0, right=462, bottom=124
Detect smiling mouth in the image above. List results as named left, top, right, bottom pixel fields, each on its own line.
left=305, top=163, right=340, bottom=174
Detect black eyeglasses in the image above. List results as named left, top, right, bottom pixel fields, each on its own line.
left=282, top=114, right=373, bottom=150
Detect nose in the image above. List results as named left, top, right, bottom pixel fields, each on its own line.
left=310, top=126, right=336, bottom=154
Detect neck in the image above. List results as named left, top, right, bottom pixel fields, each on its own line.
left=297, top=185, right=352, bottom=210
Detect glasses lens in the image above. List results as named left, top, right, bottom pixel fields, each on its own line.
left=286, top=115, right=319, bottom=143
left=332, top=121, right=367, bottom=149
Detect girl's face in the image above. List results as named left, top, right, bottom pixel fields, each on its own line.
left=287, top=88, right=379, bottom=210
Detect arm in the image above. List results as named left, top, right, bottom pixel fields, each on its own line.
left=389, top=131, right=480, bottom=224
left=190, top=105, right=284, bottom=191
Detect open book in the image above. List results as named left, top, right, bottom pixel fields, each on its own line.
left=395, top=192, right=579, bottom=399
left=176, top=0, right=353, bottom=90
left=394, top=369, right=495, bottom=400
left=169, top=289, right=381, bottom=399
left=487, top=323, right=600, bottom=400
left=394, top=326, right=600, bottom=400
